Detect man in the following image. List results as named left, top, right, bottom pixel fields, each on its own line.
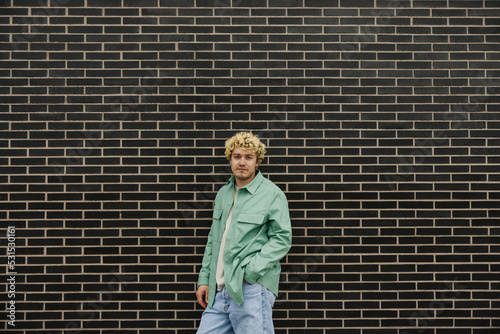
left=196, top=132, right=292, bottom=334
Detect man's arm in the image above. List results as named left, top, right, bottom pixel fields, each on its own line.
left=197, top=225, right=215, bottom=287
left=243, top=191, right=292, bottom=283
left=196, top=224, right=214, bottom=309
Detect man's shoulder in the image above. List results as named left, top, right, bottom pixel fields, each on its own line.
left=215, top=182, right=232, bottom=196
left=259, top=175, right=285, bottom=196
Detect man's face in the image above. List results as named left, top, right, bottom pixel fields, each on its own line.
left=230, top=146, right=259, bottom=186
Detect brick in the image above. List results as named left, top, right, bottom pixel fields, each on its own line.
left=1, top=1, right=498, bottom=333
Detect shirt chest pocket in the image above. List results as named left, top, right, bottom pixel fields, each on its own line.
left=235, top=213, right=266, bottom=242
left=237, top=213, right=265, bottom=225
left=213, top=209, right=224, bottom=241
left=213, top=209, right=223, bottom=220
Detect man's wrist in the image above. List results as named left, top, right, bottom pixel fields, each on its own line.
left=197, top=279, right=209, bottom=287
left=243, top=275, right=257, bottom=284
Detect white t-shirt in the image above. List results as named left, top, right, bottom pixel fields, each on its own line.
left=216, top=184, right=239, bottom=291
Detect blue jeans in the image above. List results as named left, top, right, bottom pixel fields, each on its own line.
left=197, top=282, right=276, bottom=334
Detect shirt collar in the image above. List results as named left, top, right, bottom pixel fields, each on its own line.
left=227, top=170, right=263, bottom=195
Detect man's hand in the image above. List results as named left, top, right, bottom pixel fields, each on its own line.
left=196, top=285, right=209, bottom=309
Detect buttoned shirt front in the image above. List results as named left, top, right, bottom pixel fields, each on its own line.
left=197, top=170, right=292, bottom=307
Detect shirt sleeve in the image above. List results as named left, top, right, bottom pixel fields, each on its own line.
left=197, top=222, right=214, bottom=287
left=243, top=190, right=292, bottom=284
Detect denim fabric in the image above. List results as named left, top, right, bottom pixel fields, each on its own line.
left=197, top=282, right=276, bottom=334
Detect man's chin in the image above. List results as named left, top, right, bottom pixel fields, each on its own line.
left=235, top=172, right=254, bottom=180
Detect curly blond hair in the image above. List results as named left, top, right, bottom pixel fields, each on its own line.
left=224, top=132, right=266, bottom=164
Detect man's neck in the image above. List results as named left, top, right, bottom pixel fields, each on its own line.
left=234, top=171, right=257, bottom=188
left=235, top=177, right=253, bottom=188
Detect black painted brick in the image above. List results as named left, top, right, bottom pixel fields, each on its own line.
left=0, top=1, right=499, bottom=333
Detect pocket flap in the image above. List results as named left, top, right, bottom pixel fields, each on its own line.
left=238, top=213, right=265, bottom=224
left=213, top=209, right=223, bottom=219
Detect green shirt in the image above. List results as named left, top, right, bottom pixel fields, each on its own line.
left=197, top=170, right=292, bottom=307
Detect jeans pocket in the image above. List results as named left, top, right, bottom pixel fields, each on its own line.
left=263, top=286, right=276, bottom=308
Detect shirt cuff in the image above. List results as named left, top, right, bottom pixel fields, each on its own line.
left=197, top=276, right=209, bottom=287
left=243, top=267, right=260, bottom=284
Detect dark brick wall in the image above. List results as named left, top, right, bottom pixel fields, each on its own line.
left=1, top=0, right=500, bottom=333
